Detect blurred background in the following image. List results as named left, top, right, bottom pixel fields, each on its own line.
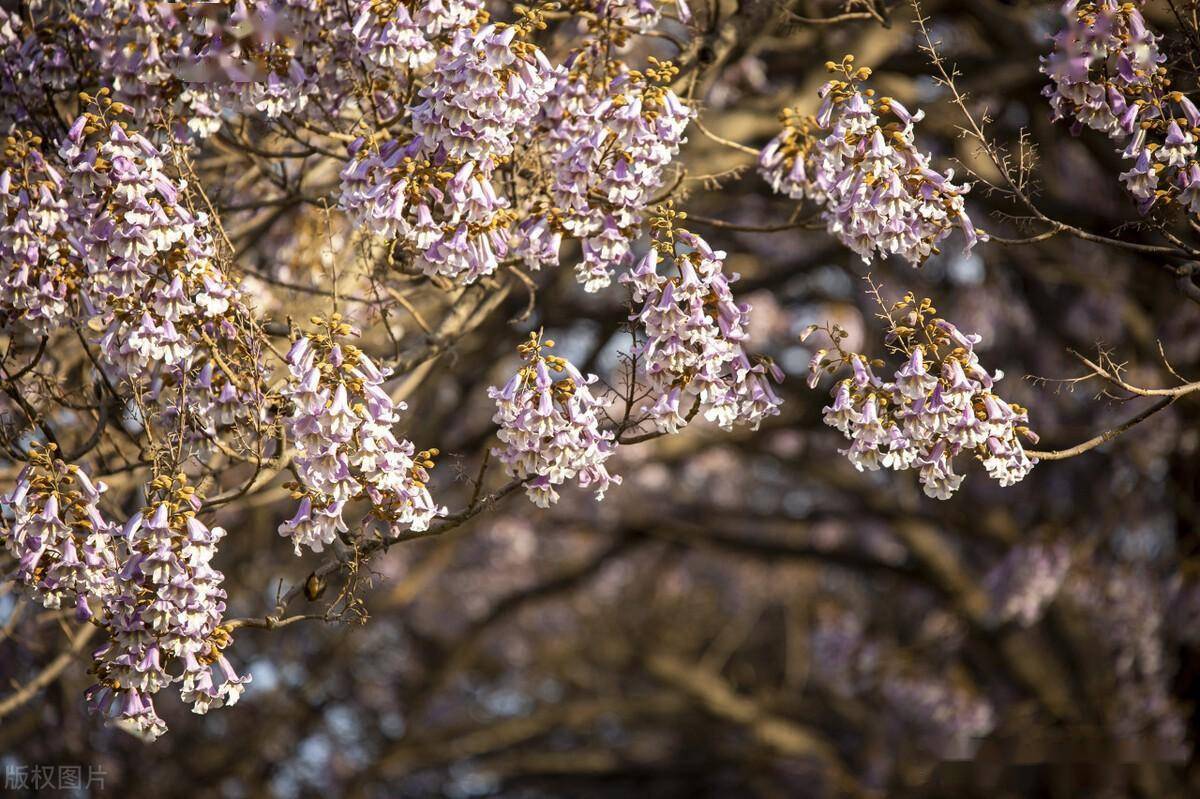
left=2, top=0, right=1199, bottom=796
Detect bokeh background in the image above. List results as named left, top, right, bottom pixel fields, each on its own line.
left=2, top=0, right=1199, bottom=796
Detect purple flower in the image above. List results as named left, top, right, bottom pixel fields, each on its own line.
left=533, top=63, right=693, bottom=290
left=1, top=446, right=119, bottom=613
left=622, top=227, right=782, bottom=432
left=489, top=335, right=620, bottom=507
left=760, top=69, right=981, bottom=266
left=1042, top=1, right=1200, bottom=218
left=279, top=320, right=445, bottom=554
left=809, top=306, right=1037, bottom=499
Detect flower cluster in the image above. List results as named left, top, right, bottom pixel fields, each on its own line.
left=593, top=0, right=667, bottom=33
left=56, top=94, right=253, bottom=430
left=340, top=141, right=515, bottom=283
left=532, top=57, right=693, bottom=290
left=1, top=444, right=118, bottom=619
left=808, top=292, right=1037, bottom=499
left=413, top=20, right=558, bottom=162
left=0, top=131, right=82, bottom=333
left=3, top=1, right=524, bottom=143
left=0, top=91, right=256, bottom=438
left=760, top=56, right=982, bottom=265
left=88, top=473, right=246, bottom=740
left=168, top=0, right=360, bottom=127
left=1, top=448, right=246, bottom=741
left=810, top=607, right=877, bottom=697
left=880, top=672, right=996, bottom=755
left=489, top=332, right=620, bottom=508
left=280, top=314, right=445, bottom=555
left=0, top=8, right=69, bottom=134
left=87, top=2, right=201, bottom=126
left=1042, top=0, right=1200, bottom=215
left=2, top=0, right=356, bottom=142
left=340, top=10, right=557, bottom=283
left=622, top=209, right=783, bottom=433
left=352, top=0, right=483, bottom=76
left=1066, top=564, right=1187, bottom=749
left=984, top=542, right=1071, bottom=626
left=336, top=3, right=695, bottom=290
left=60, top=1, right=226, bottom=141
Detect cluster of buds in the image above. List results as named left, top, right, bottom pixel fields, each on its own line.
left=489, top=331, right=620, bottom=507
left=807, top=292, right=1037, bottom=499
left=1042, top=0, right=1200, bottom=215
left=280, top=313, right=445, bottom=555
left=759, top=56, right=982, bottom=266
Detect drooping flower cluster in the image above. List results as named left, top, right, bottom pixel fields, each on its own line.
left=280, top=314, right=445, bottom=555
left=622, top=210, right=783, bottom=433
left=880, top=671, right=997, bottom=755
left=489, top=332, right=620, bottom=508
left=353, top=1, right=434, bottom=72
left=0, top=8, right=74, bottom=134
left=340, top=141, right=516, bottom=283
left=983, top=542, right=1071, bottom=626
left=529, top=57, right=694, bottom=290
left=167, top=0, right=373, bottom=128
left=0, top=131, right=83, bottom=333
left=352, top=0, right=484, bottom=79
left=340, top=10, right=557, bottom=282
left=1042, top=0, right=1200, bottom=215
left=412, top=21, right=558, bottom=162
left=61, top=100, right=234, bottom=374
left=1, top=449, right=246, bottom=741
left=1065, top=563, right=1187, bottom=750
left=807, top=292, right=1037, bottom=499
left=87, top=473, right=247, bottom=740
left=11, top=0, right=226, bottom=140
left=0, top=90, right=256, bottom=438
left=82, top=1, right=224, bottom=137
left=1, top=444, right=118, bottom=619
left=55, top=94, right=255, bottom=435
left=809, top=606, right=877, bottom=697
left=594, top=0, right=667, bottom=33
left=0, top=1, right=227, bottom=142
left=0, top=1, right=357, bottom=142
left=759, top=56, right=982, bottom=265
left=336, top=2, right=696, bottom=290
